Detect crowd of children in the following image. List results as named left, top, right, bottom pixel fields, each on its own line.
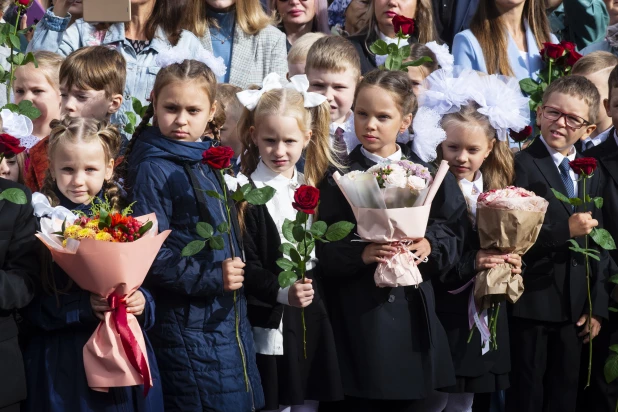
left=2, top=29, right=618, bottom=412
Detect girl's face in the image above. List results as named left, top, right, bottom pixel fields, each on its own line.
left=154, top=81, right=217, bottom=142
left=251, top=114, right=311, bottom=178
left=374, top=0, right=416, bottom=37
left=51, top=140, right=114, bottom=205
left=277, top=0, right=317, bottom=27
left=406, top=66, right=427, bottom=96
left=354, top=85, right=412, bottom=158
left=441, top=121, right=493, bottom=182
left=14, top=65, right=62, bottom=137
left=0, top=156, right=19, bottom=182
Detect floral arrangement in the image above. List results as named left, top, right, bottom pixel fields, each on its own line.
left=367, top=160, right=432, bottom=192
left=519, top=40, right=582, bottom=112
left=0, top=132, right=26, bottom=204
left=477, top=186, right=549, bottom=212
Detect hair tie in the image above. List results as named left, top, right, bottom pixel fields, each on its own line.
left=236, top=73, right=284, bottom=111
left=155, top=48, right=227, bottom=78
left=285, top=75, right=328, bottom=108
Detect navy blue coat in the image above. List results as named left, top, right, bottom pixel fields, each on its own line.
left=20, top=190, right=164, bottom=412
left=127, top=127, right=264, bottom=412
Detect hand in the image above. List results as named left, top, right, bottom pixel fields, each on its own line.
left=408, top=238, right=431, bottom=262
left=577, top=314, right=602, bottom=344
left=223, top=257, right=245, bottom=292
left=288, top=278, right=314, bottom=308
left=569, top=212, right=598, bottom=238
left=506, top=254, right=523, bottom=275
left=475, top=249, right=507, bottom=271
left=90, top=293, right=110, bottom=321
left=124, top=290, right=145, bottom=316
left=51, top=0, right=75, bottom=18
left=362, top=243, right=397, bottom=265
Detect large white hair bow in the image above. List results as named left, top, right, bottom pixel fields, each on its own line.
left=236, top=73, right=284, bottom=111
left=285, top=74, right=327, bottom=108
left=411, top=107, right=447, bottom=162
left=424, top=41, right=454, bottom=74
left=418, top=67, right=480, bottom=115
left=155, top=47, right=227, bottom=78
left=1, top=109, right=35, bottom=149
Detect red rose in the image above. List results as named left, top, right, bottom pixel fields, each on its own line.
left=0, top=133, right=25, bottom=157
left=16, top=0, right=30, bottom=6
left=566, top=49, right=583, bottom=66
left=293, top=185, right=320, bottom=215
left=202, top=146, right=235, bottom=170
left=392, top=15, right=415, bottom=36
left=569, top=157, right=597, bottom=176
left=560, top=41, right=577, bottom=52
left=541, top=42, right=566, bottom=60
left=509, top=126, right=533, bottom=143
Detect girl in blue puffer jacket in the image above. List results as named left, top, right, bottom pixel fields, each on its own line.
left=124, top=58, right=264, bottom=412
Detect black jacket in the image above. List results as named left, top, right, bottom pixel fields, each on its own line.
left=347, top=33, right=379, bottom=75
left=0, top=179, right=37, bottom=408
left=316, top=144, right=464, bottom=399
left=513, top=138, right=610, bottom=323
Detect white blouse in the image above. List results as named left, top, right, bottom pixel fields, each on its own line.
left=460, top=171, right=483, bottom=224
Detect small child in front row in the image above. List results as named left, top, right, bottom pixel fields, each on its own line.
left=507, top=76, right=610, bottom=412
left=124, top=59, right=264, bottom=412
left=236, top=79, right=344, bottom=412
left=287, top=32, right=326, bottom=78
left=20, top=117, right=163, bottom=411
left=317, top=70, right=469, bottom=411
left=216, top=83, right=243, bottom=174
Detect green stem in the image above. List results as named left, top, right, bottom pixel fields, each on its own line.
left=583, top=176, right=593, bottom=388
left=7, top=7, right=21, bottom=103
left=518, top=142, right=522, bottom=152
left=301, top=217, right=308, bottom=359
left=467, top=325, right=476, bottom=343
left=548, top=60, right=553, bottom=85
left=492, top=304, right=500, bottom=351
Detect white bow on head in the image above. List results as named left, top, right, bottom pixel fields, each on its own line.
left=236, top=73, right=284, bottom=111
left=155, top=47, right=227, bottom=78
left=285, top=74, right=328, bottom=108
left=424, top=41, right=454, bottom=74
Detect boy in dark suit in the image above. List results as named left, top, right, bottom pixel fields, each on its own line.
left=507, top=75, right=610, bottom=412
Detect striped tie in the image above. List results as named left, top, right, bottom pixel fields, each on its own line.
left=559, top=158, right=575, bottom=207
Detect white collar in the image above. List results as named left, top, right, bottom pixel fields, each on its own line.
left=585, top=127, right=612, bottom=147
left=460, top=171, right=483, bottom=197
left=361, top=145, right=402, bottom=164
left=377, top=29, right=402, bottom=45
left=539, top=135, right=576, bottom=169
left=250, top=160, right=300, bottom=189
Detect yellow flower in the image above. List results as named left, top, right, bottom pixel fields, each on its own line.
left=63, top=225, right=81, bottom=239
left=62, top=239, right=68, bottom=248
left=95, top=231, right=114, bottom=242
left=76, top=228, right=96, bottom=239
left=86, top=219, right=100, bottom=230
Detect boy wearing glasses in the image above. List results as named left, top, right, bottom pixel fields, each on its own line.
left=507, top=75, right=610, bottom=412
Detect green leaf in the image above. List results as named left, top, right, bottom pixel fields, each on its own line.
left=124, top=123, right=135, bottom=134
left=550, top=188, right=573, bottom=204
left=196, top=222, right=214, bottom=239
left=398, top=45, right=411, bottom=59
left=386, top=43, right=399, bottom=55
left=385, top=54, right=393, bottom=70
left=391, top=54, right=403, bottom=71
left=276, top=258, right=295, bottom=271
left=282, top=219, right=295, bottom=243
left=520, top=78, right=541, bottom=95
left=290, top=248, right=302, bottom=265
left=126, top=111, right=137, bottom=126
left=593, top=197, right=604, bottom=209
left=279, top=243, right=294, bottom=256
left=310, top=221, right=327, bottom=237
left=182, top=240, right=206, bottom=256
left=610, top=307, right=618, bottom=313
left=138, top=220, right=153, bottom=235
left=401, top=56, right=433, bottom=68
left=217, top=221, right=229, bottom=233
left=325, top=221, right=355, bottom=242
left=11, top=53, right=24, bottom=66
left=278, top=271, right=298, bottom=288
left=8, top=33, right=19, bottom=50
left=590, top=228, right=617, bottom=250
left=292, top=225, right=305, bottom=242
left=3, top=103, right=18, bottom=113
left=231, top=189, right=244, bottom=202
left=132, top=97, right=143, bottom=114
left=609, top=274, right=618, bottom=284
left=0, top=188, right=26, bottom=204
left=209, top=235, right=225, bottom=250
left=244, top=186, right=276, bottom=205
left=23, top=52, right=37, bottom=67
left=605, top=353, right=618, bottom=383
left=16, top=100, right=41, bottom=120
left=298, top=239, right=315, bottom=256
left=369, top=39, right=388, bottom=55
left=205, top=190, right=224, bottom=200
left=98, top=209, right=110, bottom=229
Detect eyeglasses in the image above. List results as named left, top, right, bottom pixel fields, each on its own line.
left=541, top=106, right=590, bottom=129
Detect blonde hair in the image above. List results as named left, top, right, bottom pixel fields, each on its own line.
left=572, top=51, right=618, bottom=76
left=217, top=83, right=244, bottom=116
left=470, top=0, right=551, bottom=76
left=306, top=35, right=362, bottom=80
left=187, top=0, right=274, bottom=37
left=438, top=103, right=514, bottom=190
left=363, top=0, right=438, bottom=45
left=17, top=51, right=64, bottom=91
left=288, top=32, right=327, bottom=64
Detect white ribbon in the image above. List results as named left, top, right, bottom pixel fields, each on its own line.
left=285, top=74, right=327, bottom=108
left=236, top=73, right=284, bottom=111
left=155, top=48, right=227, bottom=78
left=32, top=192, right=78, bottom=222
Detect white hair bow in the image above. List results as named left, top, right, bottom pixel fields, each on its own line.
left=155, top=48, right=227, bottom=78
left=424, top=41, right=454, bottom=74
left=1, top=109, right=35, bottom=149
left=285, top=74, right=327, bottom=108
left=236, top=73, right=284, bottom=110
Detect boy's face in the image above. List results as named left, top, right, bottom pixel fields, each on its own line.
left=220, top=108, right=242, bottom=156
left=537, top=91, right=596, bottom=155
left=60, top=84, right=121, bottom=121
left=307, top=66, right=358, bottom=125
left=604, top=86, right=618, bottom=131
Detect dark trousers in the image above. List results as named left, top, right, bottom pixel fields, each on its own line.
left=506, top=317, right=582, bottom=412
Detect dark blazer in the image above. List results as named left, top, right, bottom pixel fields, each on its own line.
left=317, top=144, right=463, bottom=399
left=0, top=179, right=37, bottom=408
left=346, top=32, right=378, bottom=74
left=513, top=138, right=609, bottom=323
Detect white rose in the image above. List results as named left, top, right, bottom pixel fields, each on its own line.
left=385, top=170, right=408, bottom=188
left=407, top=175, right=427, bottom=190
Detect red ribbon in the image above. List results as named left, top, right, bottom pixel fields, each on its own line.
left=107, top=294, right=151, bottom=397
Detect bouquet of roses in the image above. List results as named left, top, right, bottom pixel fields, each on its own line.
left=35, top=197, right=171, bottom=396
left=334, top=160, right=450, bottom=287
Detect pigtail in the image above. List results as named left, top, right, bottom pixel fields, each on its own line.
left=238, top=107, right=261, bottom=177
left=482, top=139, right=514, bottom=190
left=305, top=100, right=343, bottom=187
left=207, top=101, right=226, bottom=141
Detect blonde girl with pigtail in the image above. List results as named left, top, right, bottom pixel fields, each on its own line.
left=235, top=73, right=344, bottom=412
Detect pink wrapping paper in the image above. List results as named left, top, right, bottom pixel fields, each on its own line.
left=36, top=213, right=171, bottom=393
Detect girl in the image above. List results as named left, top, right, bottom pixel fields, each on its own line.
left=124, top=59, right=264, bottom=412
left=434, top=103, right=522, bottom=411
left=16, top=50, right=64, bottom=192
left=20, top=116, right=163, bottom=411
left=0, top=153, right=25, bottom=183
left=317, top=69, right=467, bottom=412
left=406, top=43, right=439, bottom=95
left=236, top=79, right=344, bottom=411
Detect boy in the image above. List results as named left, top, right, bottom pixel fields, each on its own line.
left=306, top=35, right=361, bottom=156
left=286, top=32, right=325, bottom=79
left=572, top=51, right=618, bottom=151
left=508, top=75, right=610, bottom=412
left=216, top=83, right=243, bottom=174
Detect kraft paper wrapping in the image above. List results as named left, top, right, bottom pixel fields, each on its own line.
left=36, top=213, right=171, bottom=392
left=474, top=207, right=546, bottom=309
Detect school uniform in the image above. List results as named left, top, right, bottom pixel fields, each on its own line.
left=240, top=162, right=343, bottom=410
left=507, top=137, right=610, bottom=412
left=317, top=143, right=467, bottom=410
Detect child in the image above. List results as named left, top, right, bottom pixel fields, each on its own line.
left=306, top=35, right=361, bottom=156
left=217, top=83, right=243, bottom=173
left=287, top=32, right=326, bottom=78
left=236, top=77, right=344, bottom=412
left=317, top=69, right=467, bottom=411
left=572, top=51, right=618, bottom=151
left=507, top=75, right=609, bottom=412
left=124, top=59, right=265, bottom=412
left=0, top=152, right=24, bottom=183
left=17, top=50, right=63, bottom=192
left=20, top=116, right=164, bottom=411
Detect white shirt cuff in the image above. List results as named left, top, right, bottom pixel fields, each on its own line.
left=277, top=286, right=290, bottom=305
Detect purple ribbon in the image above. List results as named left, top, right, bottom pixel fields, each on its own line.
left=449, top=278, right=491, bottom=350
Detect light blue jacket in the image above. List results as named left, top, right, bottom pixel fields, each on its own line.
left=581, top=39, right=615, bottom=56
left=27, top=8, right=206, bottom=131
left=452, top=20, right=559, bottom=81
